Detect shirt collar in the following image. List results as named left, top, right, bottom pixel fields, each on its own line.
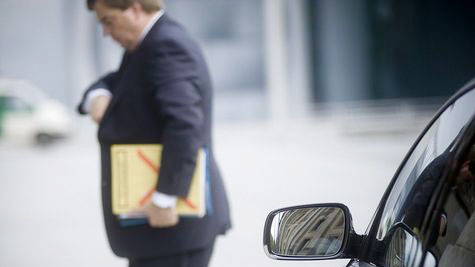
left=138, top=9, right=164, bottom=44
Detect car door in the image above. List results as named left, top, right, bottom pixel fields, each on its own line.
left=432, top=140, right=475, bottom=267
left=262, top=81, right=475, bottom=267
left=361, top=86, right=475, bottom=267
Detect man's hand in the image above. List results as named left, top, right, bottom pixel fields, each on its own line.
left=143, top=202, right=179, bottom=228
left=90, top=95, right=111, bottom=123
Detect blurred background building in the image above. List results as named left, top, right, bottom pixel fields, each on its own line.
left=1, top=0, right=474, bottom=123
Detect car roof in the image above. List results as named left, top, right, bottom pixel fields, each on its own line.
left=0, top=78, right=47, bottom=103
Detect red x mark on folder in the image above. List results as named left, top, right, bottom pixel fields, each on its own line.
left=136, top=149, right=197, bottom=210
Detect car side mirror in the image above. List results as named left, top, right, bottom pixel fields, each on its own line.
left=263, top=203, right=362, bottom=260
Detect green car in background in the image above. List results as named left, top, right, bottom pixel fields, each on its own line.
left=0, top=93, right=4, bottom=136
left=0, top=79, right=72, bottom=145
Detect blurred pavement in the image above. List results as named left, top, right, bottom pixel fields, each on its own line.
left=0, top=110, right=432, bottom=267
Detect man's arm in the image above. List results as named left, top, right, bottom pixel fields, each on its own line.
left=87, top=91, right=112, bottom=123
left=146, top=41, right=204, bottom=197
left=77, top=72, right=118, bottom=115
left=140, top=38, right=205, bottom=227
left=143, top=80, right=202, bottom=228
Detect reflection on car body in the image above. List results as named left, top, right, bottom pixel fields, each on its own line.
left=263, top=78, right=475, bottom=267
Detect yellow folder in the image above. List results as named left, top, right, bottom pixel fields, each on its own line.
left=110, top=144, right=206, bottom=218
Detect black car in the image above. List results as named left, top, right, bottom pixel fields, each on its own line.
left=263, top=78, right=475, bottom=267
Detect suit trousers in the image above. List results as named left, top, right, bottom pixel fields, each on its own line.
left=128, top=241, right=215, bottom=267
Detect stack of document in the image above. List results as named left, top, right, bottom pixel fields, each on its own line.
left=110, top=144, right=207, bottom=225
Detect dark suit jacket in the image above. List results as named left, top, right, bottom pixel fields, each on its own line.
left=77, top=14, right=231, bottom=259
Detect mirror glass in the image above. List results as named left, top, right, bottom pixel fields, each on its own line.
left=267, top=206, right=346, bottom=257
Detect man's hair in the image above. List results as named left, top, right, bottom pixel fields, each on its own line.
left=87, top=0, right=164, bottom=13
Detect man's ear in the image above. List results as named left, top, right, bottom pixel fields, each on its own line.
left=129, top=1, right=144, bottom=19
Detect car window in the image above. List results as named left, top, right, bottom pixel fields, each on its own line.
left=381, top=143, right=475, bottom=267
left=376, top=89, right=475, bottom=241
left=1, top=96, right=33, bottom=113
left=434, top=142, right=475, bottom=267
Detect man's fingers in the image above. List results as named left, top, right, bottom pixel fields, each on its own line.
left=90, top=95, right=111, bottom=123
left=145, top=204, right=179, bottom=228
left=149, top=217, right=178, bottom=228
left=130, top=205, right=146, bottom=214
left=149, top=211, right=179, bottom=228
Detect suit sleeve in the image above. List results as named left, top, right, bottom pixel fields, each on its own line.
left=77, top=72, right=119, bottom=115
left=144, top=38, right=204, bottom=197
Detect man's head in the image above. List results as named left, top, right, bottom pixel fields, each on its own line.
left=87, top=0, right=163, bottom=13
left=87, top=0, right=164, bottom=50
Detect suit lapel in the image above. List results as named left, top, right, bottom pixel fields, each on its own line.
left=101, top=51, right=135, bottom=121
left=101, top=15, right=166, bottom=122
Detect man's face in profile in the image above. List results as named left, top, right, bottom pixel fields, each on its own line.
left=93, top=1, right=142, bottom=50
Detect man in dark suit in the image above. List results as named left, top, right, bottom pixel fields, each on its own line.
left=77, top=1, right=231, bottom=266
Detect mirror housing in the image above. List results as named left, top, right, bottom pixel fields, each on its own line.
left=263, top=203, right=362, bottom=260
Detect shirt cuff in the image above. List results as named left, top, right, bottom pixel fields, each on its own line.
left=83, top=88, right=112, bottom=113
left=151, top=191, right=177, bottom=208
